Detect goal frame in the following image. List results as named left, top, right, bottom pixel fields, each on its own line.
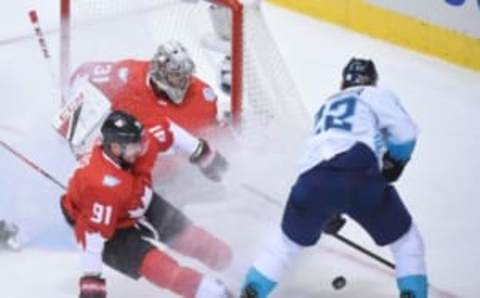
left=59, top=0, right=244, bottom=125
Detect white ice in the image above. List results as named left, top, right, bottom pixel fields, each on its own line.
left=1, top=1, right=479, bottom=298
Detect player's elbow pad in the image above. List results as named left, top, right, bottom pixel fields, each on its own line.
left=387, top=139, right=416, bottom=162
left=190, top=139, right=228, bottom=182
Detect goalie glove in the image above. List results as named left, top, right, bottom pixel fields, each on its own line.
left=79, top=275, right=106, bottom=298
left=190, top=139, right=228, bottom=182
left=382, top=151, right=408, bottom=183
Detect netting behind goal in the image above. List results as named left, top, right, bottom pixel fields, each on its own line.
left=61, top=0, right=309, bottom=203
left=60, top=0, right=225, bottom=105
left=60, top=0, right=308, bottom=135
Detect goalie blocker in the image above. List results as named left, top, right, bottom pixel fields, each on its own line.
left=52, top=77, right=111, bottom=156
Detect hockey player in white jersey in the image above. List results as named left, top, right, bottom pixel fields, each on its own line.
left=240, top=58, right=428, bottom=298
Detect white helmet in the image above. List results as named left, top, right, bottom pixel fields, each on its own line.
left=149, top=41, right=195, bottom=104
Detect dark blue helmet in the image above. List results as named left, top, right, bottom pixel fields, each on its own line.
left=341, top=58, right=378, bottom=89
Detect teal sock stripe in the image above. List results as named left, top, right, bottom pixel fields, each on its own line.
left=243, top=267, right=278, bottom=298
left=397, top=274, right=428, bottom=298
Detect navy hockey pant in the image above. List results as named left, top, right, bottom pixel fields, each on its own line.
left=282, top=143, right=412, bottom=247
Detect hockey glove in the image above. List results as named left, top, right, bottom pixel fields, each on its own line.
left=323, top=214, right=346, bottom=235
left=79, top=275, right=106, bottom=298
left=190, top=139, right=228, bottom=182
left=382, top=151, right=408, bottom=183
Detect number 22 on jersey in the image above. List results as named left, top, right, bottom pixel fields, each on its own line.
left=314, top=96, right=357, bottom=134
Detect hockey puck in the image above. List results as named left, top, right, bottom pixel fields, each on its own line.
left=332, top=276, right=346, bottom=290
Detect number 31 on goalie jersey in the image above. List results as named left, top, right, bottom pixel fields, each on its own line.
left=314, top=96, right=357, bottom=134
left=91, top=63, right=114, bottom=84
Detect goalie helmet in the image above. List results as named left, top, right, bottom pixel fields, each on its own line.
left=341, top=58, right=378, bottom=89
left=101, top=110, right=143, bottom=145
left=149, top=41, right=195, bottom=104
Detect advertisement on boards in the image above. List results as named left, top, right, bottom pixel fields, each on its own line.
left=367, top=0, right=480, bottom=37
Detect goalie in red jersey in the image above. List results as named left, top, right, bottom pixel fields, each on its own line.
left=54, top=40, right=225, bottom=157
left=61, top=110, right=232, bottom=298
left=53, top=40, right=232, bottom=208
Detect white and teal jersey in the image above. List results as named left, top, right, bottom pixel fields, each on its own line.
left=298, top=86, right=418, bottom=174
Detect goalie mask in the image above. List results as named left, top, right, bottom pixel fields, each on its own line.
left=149, top=41, right=195, bottom=104
left=341, top=58, right=378, bottom=89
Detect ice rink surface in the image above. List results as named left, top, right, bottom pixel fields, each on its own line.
left=1, top=1, right=479, bottom=297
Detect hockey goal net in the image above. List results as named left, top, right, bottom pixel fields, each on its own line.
left=59, top=0, right=307, bottom=137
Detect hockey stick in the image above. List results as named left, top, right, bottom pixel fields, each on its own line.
left=0, top=141, right=66, bottom=190
left=28, top=9, right=64, bottom=106
left=241, top=183, right=396, bottom=270
left=332, top=232, right=395, bottom=269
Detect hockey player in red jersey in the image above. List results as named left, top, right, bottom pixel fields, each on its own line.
left=61, top=110, right=232, bottom=298
left=68, top=40, right=219, bottom=138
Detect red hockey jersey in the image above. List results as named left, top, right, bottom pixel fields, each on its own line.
left=62, top=128, right=173, bottom=244
left=72, top=60, right=218, bottom=135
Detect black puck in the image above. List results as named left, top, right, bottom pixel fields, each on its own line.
left=332, top=276, right=346, bottom=290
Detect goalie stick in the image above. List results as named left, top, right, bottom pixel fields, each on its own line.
left=28, top=9, right=64, bottom=106
left=0, top=140, right=66, bottom=191
left=240, top=183, right=396, bottom=270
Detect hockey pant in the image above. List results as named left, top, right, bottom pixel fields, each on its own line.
left=61, top=193, right=232, bottom=278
